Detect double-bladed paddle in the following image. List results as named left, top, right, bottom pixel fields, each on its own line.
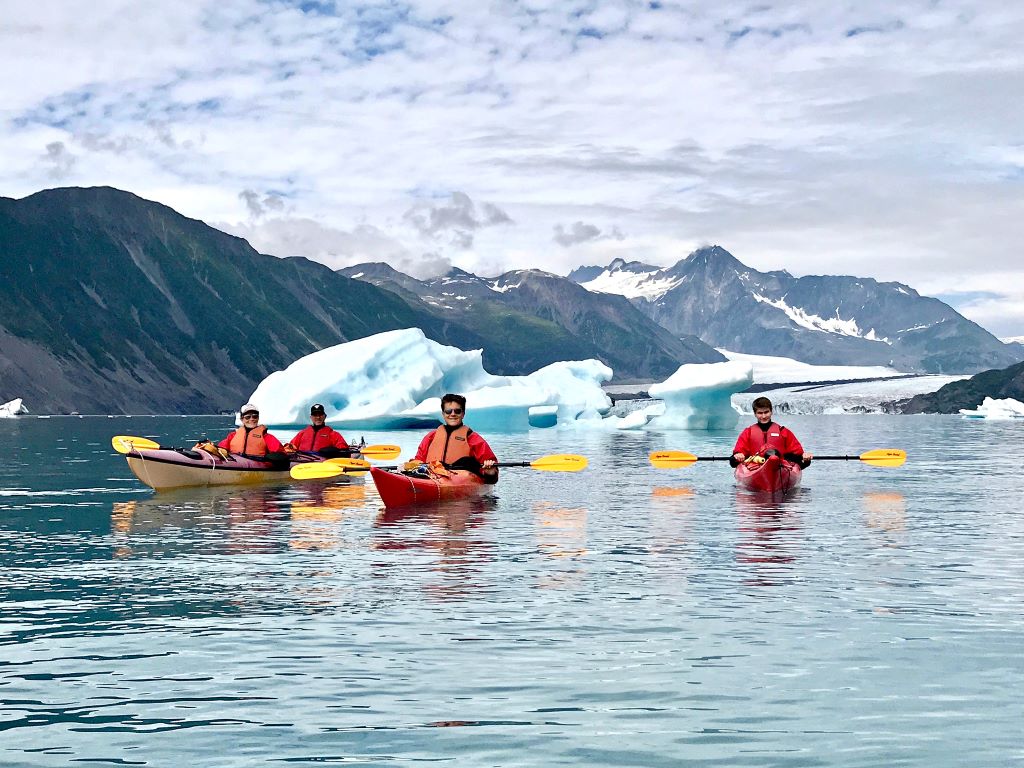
left=290, top=453, right=589, bottom=480
left=649, top=448, right=906, bottom=469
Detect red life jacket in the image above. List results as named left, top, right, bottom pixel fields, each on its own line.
left=425, top=425, right=473, bottom=464
left=228, top=425, right=268, bottom=456
left=739, top=422, right=791, bottom=456
left=291, top=425, right=347, bottom=452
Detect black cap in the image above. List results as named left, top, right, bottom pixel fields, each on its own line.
left=310, top=403, right=326, bottom=414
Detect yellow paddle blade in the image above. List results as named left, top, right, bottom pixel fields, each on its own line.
left=290, top=462, right=348, bottom=480
left=359, top=444, right=401, bottom=460
left=111, top=435, right=160, bottom=454
left=327, top=457, right=372, bottom=470
left=649, top=450, right=698, bottom=469
left=859, top=449, right=906, bottom=467
left=528, top=454, right=588, bottom=472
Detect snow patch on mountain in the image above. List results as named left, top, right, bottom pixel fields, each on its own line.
left=718, top=350, right=904, bottom=384
left=582, top=269, right=683, bottom=300
left=751, top=293, right=876, bottom=339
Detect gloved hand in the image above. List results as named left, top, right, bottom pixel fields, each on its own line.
left=403, top=459, right=424, bottom=472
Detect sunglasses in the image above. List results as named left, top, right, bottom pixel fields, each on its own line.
left=443, top=408, right=463, bottom=415
left=242, top=412, right=259, bottom=419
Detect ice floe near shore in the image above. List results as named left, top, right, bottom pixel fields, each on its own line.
left=959, top=397, right=1024, bottom=419
left=0, top=398, right=28, bottom=418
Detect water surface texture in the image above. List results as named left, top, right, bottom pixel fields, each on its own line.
left=1, top=415, right=1022, bottom=766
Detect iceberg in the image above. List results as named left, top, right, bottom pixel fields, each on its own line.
left=0, top=398, right=28, bottom=418
left=959, top=397, right=1024, bottom=420
left=248, top=328, right=613, bottom=430
left=648, top=361, right=753, bottom=430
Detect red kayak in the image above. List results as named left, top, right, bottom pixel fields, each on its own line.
left=734, top=454, right=802, bottom=494
left=370, top=466, right=486, bottom=508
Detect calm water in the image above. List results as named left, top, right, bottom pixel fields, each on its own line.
left=1, top=415, right=1022, bottom=767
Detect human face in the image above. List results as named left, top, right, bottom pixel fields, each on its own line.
left=310, top=412, right=326, bottom=425
left=754, top=407, right=772, bottom=425
left=242, top=411, right=259, bottom=423
left=442, top=403, right=464, bottom=426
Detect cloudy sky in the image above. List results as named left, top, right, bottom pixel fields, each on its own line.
left=3, top=0, right=1023, bottom=336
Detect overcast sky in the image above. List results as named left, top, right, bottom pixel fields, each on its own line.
left=3, top=0, right=1023, bottom=336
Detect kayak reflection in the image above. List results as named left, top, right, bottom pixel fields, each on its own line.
left=371, top=496, right=499, bottom=601
left=734, top=488, right=805, bottom=587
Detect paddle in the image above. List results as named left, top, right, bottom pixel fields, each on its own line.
left=111, top=435, right=161, bottom=454
left=649, top=449, right=906, bottom=469
left=290, top=453, right=589, bottom=480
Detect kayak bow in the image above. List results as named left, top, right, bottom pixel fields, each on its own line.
left=734, top=453, right=802, bottom=494
left=370, top=466, right=486, bottom=508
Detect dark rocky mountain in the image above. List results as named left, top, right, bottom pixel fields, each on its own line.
left=892, top=360, right=1024, bottom=414
left=573, top=246, right=1022, bottom=374
left=339, top=264, right=725, bottom=380
left=0, top=187, right=444, bottom=414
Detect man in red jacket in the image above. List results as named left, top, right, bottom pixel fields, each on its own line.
left=284, top=403, right=352, bottom=458
left=731, top=397, right=813, bottom=468
left=408, top=393, right=499, bottom=483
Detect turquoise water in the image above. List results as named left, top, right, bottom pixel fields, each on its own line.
left=1, top=415, right=1022, bottom=766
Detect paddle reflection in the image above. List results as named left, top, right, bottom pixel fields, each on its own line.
left=648, top=486, right=696, bottom=559
left=863, top=491, right=907, bottom=536
left=531, top=501, right=588, bottom=589
left=733, top=489, right=804, bottom=587
left=371, top=497, right=497, bottom=600
left=288, top=484, right=369, bottom=552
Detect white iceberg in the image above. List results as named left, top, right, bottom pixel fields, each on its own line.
left=248, top=328, right=613, bottom=430
left=959, top=397, right=1024, bottom=420
left=648, top=361, right=754, bottom=430
left=0, top=398, right=28, bottom=418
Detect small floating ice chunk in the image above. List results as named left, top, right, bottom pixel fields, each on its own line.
left=959, top=397, right=1024, bottom=419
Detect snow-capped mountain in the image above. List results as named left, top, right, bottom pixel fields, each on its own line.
left=573, top=246, right=1020, bottom=374
left=340, top=264, right=725, bottom=380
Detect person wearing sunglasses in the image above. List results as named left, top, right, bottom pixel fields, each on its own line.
left=214, top=403, right=288, bottom=461
left=407, top=393, right=498, bottom=483
left=283, top=403, right=352, bottom=458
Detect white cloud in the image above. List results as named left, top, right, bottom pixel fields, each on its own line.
left=2, top=0, right=1024, bottom=334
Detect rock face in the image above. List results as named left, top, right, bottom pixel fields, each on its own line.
left=574, top=246, right=1022, bottom=374
left=893, top=361, right=1024, bottom=414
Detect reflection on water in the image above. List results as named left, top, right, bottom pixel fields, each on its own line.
left=863, top=490, right=907, bottom=534
left=3, top=416, right=1024, bottom=766
left=734, top=488, right=804, bottom=587
left=533, top=501, right=588, bottom=589
left=372, top=496, right=499, bottom=600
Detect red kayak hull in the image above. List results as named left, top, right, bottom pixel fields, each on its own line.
left=370, top=466, right=486, bottom=508
left=734, top=454, right=802, bottom=494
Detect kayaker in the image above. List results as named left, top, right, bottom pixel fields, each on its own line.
left=406, top=393, right=499, bottom=483
left=731, top=397, right=813, bottom=468
left=215, top=403, right=288, bottom=462
left=283, top=403, right=352, bottom=458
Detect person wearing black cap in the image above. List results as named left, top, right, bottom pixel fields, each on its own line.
left=283, top=403, right=352, bottom=458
